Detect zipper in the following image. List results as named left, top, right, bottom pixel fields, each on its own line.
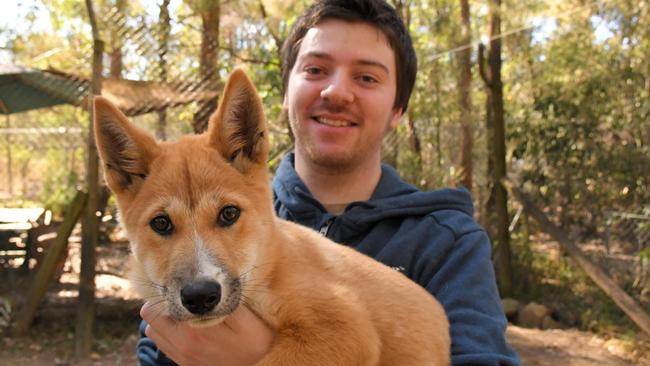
left=319, top=218, right=334, bottom=237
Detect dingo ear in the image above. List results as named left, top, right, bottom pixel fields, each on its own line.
left=93, top=96, right=159, bottom=194
left=207, top=68, right=268, bottom=173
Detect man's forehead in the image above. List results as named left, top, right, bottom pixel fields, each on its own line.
left=298, top=20, right=395, bottom=70
left=303, top=19, right=391, bottom=48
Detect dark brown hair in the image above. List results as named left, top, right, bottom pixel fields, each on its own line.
left=281, top=0, right=417, bottom=112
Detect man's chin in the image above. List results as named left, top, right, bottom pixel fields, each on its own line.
left=305, top=148, right=357, bottom=170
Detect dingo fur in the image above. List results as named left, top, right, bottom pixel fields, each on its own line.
left=94, top=69, right=450, bottom=365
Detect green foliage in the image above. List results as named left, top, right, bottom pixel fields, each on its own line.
left=396, top=138, right=425, bottom=187
left=507, top=1, right=650, bottom=235
left=510, top=229, right=639, bottom=335
left=39, top=149, right=81, bottom=215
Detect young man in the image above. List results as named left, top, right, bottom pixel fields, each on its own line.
left=138, top=0, right=521, bottom=365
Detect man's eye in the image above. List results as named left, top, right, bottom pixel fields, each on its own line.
left=305, top=67, right=323, bottom=75
left=360, top=75, right=378, bottom=83
left=150, top=215, right=173, bottom=236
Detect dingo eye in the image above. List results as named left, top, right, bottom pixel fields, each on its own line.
left=150, top=215, right=173, bottom=235
left=218, top=205, right=240, bottom=227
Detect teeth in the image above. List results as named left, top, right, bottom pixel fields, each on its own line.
left=317, top=117, right=353, bottom=127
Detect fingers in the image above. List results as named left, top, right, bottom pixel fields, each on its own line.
left=140, top=302, right=179, bottom=339
left=140, top=301, right=171, bottom=327
left=139, top=302, right=274, bottom=366
left=141, top=302, right=198, bottom=364
left=140, top=302, right=180, bottom=355
left=143, top=321, right=183, bottom=363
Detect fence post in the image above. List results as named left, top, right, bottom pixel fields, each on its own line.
left=13, top=190, right=87, bottom=335
left=75, top=0, right=103, bottom=358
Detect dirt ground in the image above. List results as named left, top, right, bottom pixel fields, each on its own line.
left=0, top=238, right=648, bottom=366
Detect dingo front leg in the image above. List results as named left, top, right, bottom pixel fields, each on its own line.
left=255, top=288, right=381, bottom=366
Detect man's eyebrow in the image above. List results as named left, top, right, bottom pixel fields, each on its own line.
left=299, top=51, right=390, bottom=74
left=300, top=51, right=333, bottom=61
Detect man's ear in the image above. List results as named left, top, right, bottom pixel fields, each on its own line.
left=207, top=68, right=268, bottom=173
left=388, top=107, right=403, bottom=130
left=93, top=96, right=159, bottom=194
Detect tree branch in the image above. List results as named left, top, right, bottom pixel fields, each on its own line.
left=258, top=0, right=284, bottom=52
left=478, top=43, right=491, bottom=87
left=220, top=44, right=280, bottom=66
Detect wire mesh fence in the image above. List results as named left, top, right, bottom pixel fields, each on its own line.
left=0, top=1, right=647, bottom=257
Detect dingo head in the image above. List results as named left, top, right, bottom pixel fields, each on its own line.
left=94, top=69, right=273, bottom=325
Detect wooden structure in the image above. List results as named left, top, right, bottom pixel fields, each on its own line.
left=13, top=191, right=87, bottom=335
left=0, top=208, right=46, bottom=270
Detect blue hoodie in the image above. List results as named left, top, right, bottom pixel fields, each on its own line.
left=273, top=153, right=520, bottom=366
left=137, top=152, right=520, bottom=366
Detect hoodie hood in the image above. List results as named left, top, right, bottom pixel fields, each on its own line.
left=272, top=152, right=475, bottom=232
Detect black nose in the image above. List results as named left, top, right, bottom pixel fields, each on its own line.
left=180, top=280, right=221, bottom=315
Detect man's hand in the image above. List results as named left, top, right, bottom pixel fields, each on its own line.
left=141, top=302, right=274, bottom=366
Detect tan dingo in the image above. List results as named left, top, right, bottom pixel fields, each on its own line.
left=94, top=69, right=449, bottom=365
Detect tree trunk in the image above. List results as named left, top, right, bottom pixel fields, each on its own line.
left=479, top=44, right=495, bottom=238
left=76, top=0, right=103, bottom=358
left=157, top=0, right=171, bottom=141
left=109, top=39, right=122, bottom=78
left=489, top=0, right=512, bottom=298
left=407, top=111, right=421, bottom=154
left=192, top=2, right=221, bottom=134
left=435, top=76, right=443, bottom=170
left=479, top=0, right=513, bottom=297
left=109, top=0, right=125, bottom=78
left=458, top=0, right=473, bottom=191
left=4, top=115, right=12, bottom=196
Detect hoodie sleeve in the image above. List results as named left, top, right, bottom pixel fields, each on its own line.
left=137, top=319, right=178, bottom=366
left=420, top=218, right=521, bottom=366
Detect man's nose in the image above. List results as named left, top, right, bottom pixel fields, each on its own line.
left=320, top=74, right=354, bottom=105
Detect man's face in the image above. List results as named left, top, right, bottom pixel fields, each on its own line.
left=284, top=19, right=402, bottom=170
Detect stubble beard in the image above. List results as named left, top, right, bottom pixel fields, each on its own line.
left=297, top=135, right=359, bottom=174
left=290, top=124, right=390, bottom=176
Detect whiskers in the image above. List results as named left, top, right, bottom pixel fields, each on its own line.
left=125, top=273, right=171, bottom=321
left=127, top=273, right=166, bottom=293
left=143, top=297, right=169, bottom=323
left=235, top=261, right=277, bottom=309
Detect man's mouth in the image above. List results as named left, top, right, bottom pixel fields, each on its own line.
left=314, top=117, right=355, bottom=127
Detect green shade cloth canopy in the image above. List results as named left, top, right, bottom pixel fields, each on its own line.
left=0, top=64, right=87, bottom=115
left=0, top=63, right=219, bottom=116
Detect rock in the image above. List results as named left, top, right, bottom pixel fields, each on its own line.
left=517, top=302, right=551, bottom=328
left=502, top=298, right=521, bottom=322
left=541, top=315, right=562, bottom=329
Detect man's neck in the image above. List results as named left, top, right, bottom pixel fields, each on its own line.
left=295, top=153, right=382, bottom=210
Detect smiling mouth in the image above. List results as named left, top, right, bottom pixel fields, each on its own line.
left=314, top=117, right=356, bottom=127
